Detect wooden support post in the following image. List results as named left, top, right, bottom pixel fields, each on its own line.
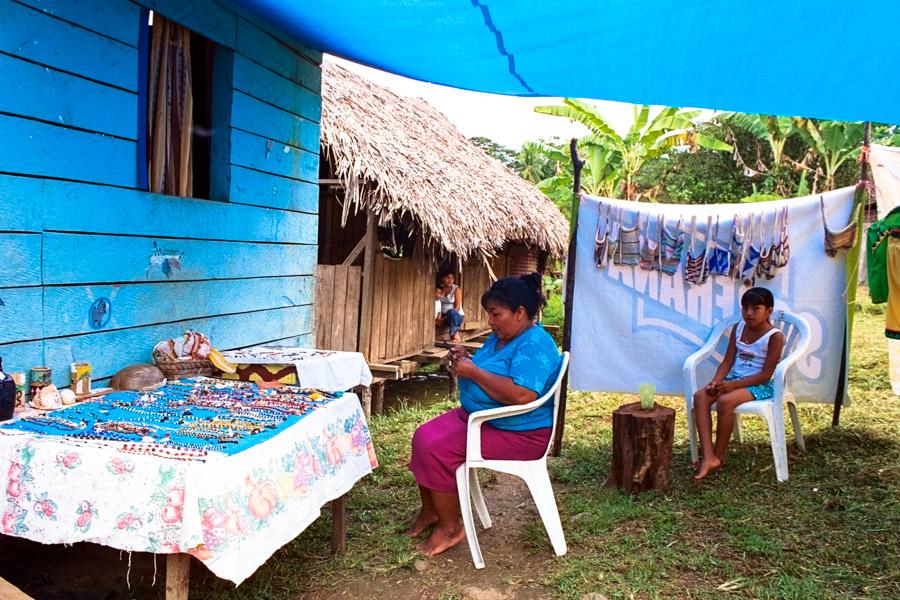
left=371, top=380, right=385, bottom=415
left=331, top=495, right=347, bottom=554
left=552, top=139, right=585, bottom=457
left=607, top=402, right=675, bottom=493
left=832, top=324, right=848, bottom=427
left=354, top=385, right=372, bottom=417
left=358, top=212, right=377, bottom=356
left=449, top=370, right=458, bottom=397
left=165, top=554, right=191, bottom=600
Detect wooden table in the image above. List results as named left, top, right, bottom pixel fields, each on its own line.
left=0, top=391, right=377, bottom=598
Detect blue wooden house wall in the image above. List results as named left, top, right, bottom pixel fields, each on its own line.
left=0, top=0, right=322, bottom=387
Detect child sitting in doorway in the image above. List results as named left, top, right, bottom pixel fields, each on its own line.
left=693, top=287, right=786, bottom=480
left=434, top=266, right=465, bottom=342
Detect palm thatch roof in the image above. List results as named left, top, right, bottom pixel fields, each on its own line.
left=320, top=60, right=568, bottom=260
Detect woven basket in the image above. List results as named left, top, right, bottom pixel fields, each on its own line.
left=154, top=359, right=214, bottom=380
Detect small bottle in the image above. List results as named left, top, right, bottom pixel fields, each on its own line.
left=0, top=357, right=16, bottom=421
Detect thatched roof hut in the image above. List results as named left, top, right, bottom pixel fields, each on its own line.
left=315, top=60, right=568, bottom=376
left=320, top=60, right=568, bottom=260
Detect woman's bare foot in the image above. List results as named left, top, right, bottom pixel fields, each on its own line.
left=419, top=523, right=466, bottom=556
left=693, top=456, right=722, bottom=480
left=450, top=333, right=461, bottom=342
left=406, top=512, right=439, bottom=537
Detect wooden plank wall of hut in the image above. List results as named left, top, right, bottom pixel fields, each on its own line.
left=0, top=0, right=322, bottom=387
left=366, top=255, right=434, bottom=362
left=460, top=254, right=511, bottom=331
left=315, top=265, right=361, bottom=351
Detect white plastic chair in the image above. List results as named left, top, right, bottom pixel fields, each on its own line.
left=455, top=352, right=570, bottom=569
left=683, top=310, right=811, bottom=482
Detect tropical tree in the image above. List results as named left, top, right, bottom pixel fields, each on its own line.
left=715, top=113, right=804, bottom=197
left=636, top=123, right=761, bottom=204
left=517, top=140, right=558, bottom=184
left=795, top=119, right=865, bottom=192
left=468, top=136, right=521, bottom=172
left=534, top=101, right=732, bottom=200
left=517, top=141, right=577, bottom=219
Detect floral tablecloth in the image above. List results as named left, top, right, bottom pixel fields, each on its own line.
left=220, top=346, right=373, bottom=391
left=0, top=393, right=378, bottom=585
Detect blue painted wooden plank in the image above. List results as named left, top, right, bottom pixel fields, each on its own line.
left=228, top=166, right=319, bottom=213
left=27, top=176, right=316, bottom=243
left=234, top=18, right=321, bottom=92
left=0, top=339, right=44, bottom=378
left=248, top=332, right=314, bottom=349
left=0, top=233, right=41, bottom=287
left=224, top=2, right=321, bottom=63
left=229, top=129, right=319, bottom=182
left=232, top=91, right=319, bottom=152
left=0, top=54, right=137, bottom=139
left=44, top=304, right=313, bottom=383
left=0, top=0, right=137, bottom=90
left=232, top=54, right=321, bottom=122
left=132, top=0, right=236, bottom=48
left=0, top=175, right=43, bottom=232
left=42, top=233, right=317, bottom=285
left=43, top=276, right=315, bottom=337
left=18, top=0, right=140, bottom=46
left=0, top=115, right=136, bottom=187
left=0, top=287, right=43, bottom=344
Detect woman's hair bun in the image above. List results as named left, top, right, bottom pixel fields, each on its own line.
left=520, top=272, right=542, bottom=292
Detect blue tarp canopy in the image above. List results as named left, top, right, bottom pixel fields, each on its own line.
left=236, top=0, right=899, bottom=125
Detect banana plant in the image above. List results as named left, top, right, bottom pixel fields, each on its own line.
left=795, top=119, right=865, bottom=192
left=717, top=113, right=803, bottom=196
left=535, top=101, right=731, bottom=200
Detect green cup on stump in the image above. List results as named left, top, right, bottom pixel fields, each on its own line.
left=638, top=382, right=655, bottom=410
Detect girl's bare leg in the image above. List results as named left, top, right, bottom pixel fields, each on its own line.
left=693, top=390, right=721, bottom=479
left=420, top=490, right=466, bottom=556
left=407, top=484, right=439, bottom=537
left=712, top=389, right=755, bottom=462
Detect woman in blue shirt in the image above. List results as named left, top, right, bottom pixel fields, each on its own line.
left=408, top=273, right=561, bottom=557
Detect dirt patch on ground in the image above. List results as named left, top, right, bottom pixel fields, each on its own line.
left=305, top=473, right=561, bottom=600
left=0, top=473, right=559, bottom=599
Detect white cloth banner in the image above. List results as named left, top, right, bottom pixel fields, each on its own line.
left=570, top=188, right=855, bottom=404
left=220, top=347, right=373, bottom=391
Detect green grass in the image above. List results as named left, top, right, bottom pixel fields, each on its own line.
left=194, top=296, right=900, bottom=599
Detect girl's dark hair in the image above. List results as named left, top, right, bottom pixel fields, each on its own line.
left=481, top=272, right=546, bottom=319
left=436, top=265, right=455, bottom=285
left=741, top=287, right=774, bottom=309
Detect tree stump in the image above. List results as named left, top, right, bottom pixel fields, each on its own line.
left=607, top=402, right=675, bottom=493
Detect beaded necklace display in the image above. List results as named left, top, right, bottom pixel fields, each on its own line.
left=1, top=377, right=344, bottom=459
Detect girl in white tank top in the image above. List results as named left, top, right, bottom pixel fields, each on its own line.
left=692, top=287, right=786, bottom=481
left=729, top=321, right=781, bottom=379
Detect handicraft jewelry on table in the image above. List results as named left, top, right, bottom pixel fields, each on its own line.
left=0, top=377, right=343, bottom=459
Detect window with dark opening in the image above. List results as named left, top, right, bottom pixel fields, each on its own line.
left=143, top=12, right=215, bottom=199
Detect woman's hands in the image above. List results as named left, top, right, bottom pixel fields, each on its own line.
left=447, top=346, right=473, bottom=377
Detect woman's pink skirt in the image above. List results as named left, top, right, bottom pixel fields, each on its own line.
left=409, top=407, right=552, bottom=492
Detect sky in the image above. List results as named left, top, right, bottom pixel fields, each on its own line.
left=329, top=55, right=642, bottom=151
